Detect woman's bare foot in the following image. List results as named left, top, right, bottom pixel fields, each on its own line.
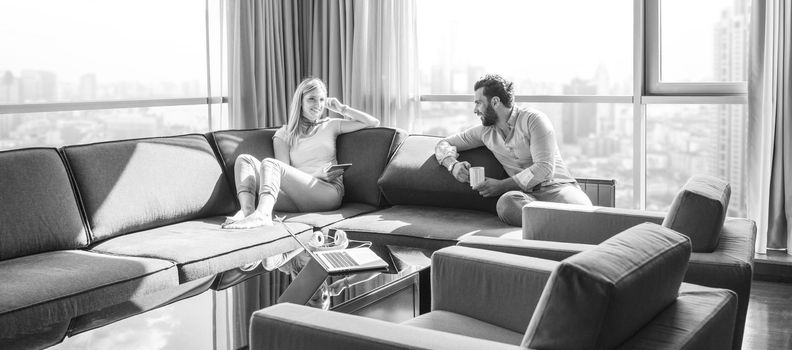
left=221, top=210, right=247, bottom=227
left=222, top=211, right=273, bottom=229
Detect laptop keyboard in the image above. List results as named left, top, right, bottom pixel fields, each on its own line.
left=323, top=251, right=357, bottom=268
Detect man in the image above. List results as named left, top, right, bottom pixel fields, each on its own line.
left=435, top=74, right=592, bottom=226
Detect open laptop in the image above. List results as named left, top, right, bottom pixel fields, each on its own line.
left=280, top=220, right=389, bottom=274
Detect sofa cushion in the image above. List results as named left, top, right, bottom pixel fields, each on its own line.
left=89, top=217, right=312, bottom=282
left=275, top=202, right=378, bottom=228
left=0, top=250, right=177, bottom=336
left=662, top=175, right=730, bottom=253
left=0, top=148, right=88, bottom=260
left=62, top=134, right=237, bottom=243
left=403, top=310, right=524, bottom=346
left=210, top=127, right=406, bottom=208
left=208, top=128, right=278, bottom=197
left=378, top=135, right=508, bottom=213
left=523, top=223, right=691, bottom=350
left=337, top=127, right=407, bottom=207
left=329, top=205, right=516, bottom=251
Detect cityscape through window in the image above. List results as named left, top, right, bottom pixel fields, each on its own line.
left=416, top=0, right=749, bottom=216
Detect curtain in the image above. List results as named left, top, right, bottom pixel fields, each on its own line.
left=228, top=0, right=303, bottom=128
left=301, top=0, right=355, bottom=101
left=747, top=0, right=792, bottom=254
left=223, top=2, right=419, bottom=346
left=347, top=0, right=419, bottom=130
left=227, top=0, right=419, bottom=129
left=224, top=271, right=292, bottom=348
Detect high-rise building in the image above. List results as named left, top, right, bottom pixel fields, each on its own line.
left=713, top=0, right=749, bottom=217
left=79, top=73, right=98, bottom=100
left=19, top=70, right=57, bottom=103
left=561, top=78, right=596, bottom=144
left=0, top=70, right=20, bottom=103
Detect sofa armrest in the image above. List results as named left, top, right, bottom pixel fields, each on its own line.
left=522, top=202, right=666, bottom=245
left=250, top=303, right=522, bottom=350
left=432, top=246, right=557, bottom=333
left=458, top=236, right=593, bottom=262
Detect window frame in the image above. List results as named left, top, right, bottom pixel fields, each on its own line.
left=644, top=0, right=748, bottom=96
left=417, top=0, right=749, bottom=210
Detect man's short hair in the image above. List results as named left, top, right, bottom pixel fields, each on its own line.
left=474, top=74, right=514, bottom=108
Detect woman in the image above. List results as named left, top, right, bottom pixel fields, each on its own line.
left=222, top=78, right=379, bottom=229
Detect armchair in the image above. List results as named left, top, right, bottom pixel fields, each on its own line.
left=472, top=175, right=754, bottom=350
left=249, top=223, right=737, bottom=350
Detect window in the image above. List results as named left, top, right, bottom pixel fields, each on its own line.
left=645, top=0, right=750, bottom=94
left=417, top=0, right=633, bottom=96
left=0, top=1, right=207, bottom=103
left=0, top=0, right=227, bottom=150
left=417, top=0, right=751, bottom=213
left=0, top=105, right=211, bottom=149
left=646, top=104, right=747, bottom=217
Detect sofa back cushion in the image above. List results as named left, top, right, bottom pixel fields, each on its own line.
left=208, top=128, right=278, bottom=198
left=378, top=135, right=508, bottom=213
left=662, top=175, right=730, bottom=252
left=337, top=127, right=407, bottom=207
left=210, top=127, right=405, bottom=208
left=523, top=223, right=690, bottom=350
left=62, top=135, right=236, bottom=243
left=0, top=148, right=88, bottom=260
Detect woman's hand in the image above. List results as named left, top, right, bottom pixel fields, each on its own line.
left=318, top=164, right=345, bottom=182
left=325, top=97, right=347, bottom=115
left=329, top=98, right=380, bottom=130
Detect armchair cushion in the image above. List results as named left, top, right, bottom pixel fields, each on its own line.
left=251, top=303, right=522, bottom=350
left=402, top=310, right=524, bottom=345
left=523, top=223, right=691, bottom=350
left=522, top=202, right=665, bottom=244
left=662, top=175, right=730, bottom=252
left=432, top=246, right=557, bottom=334
left=617, top=283, right=737, bottom=350
left=459, top=236, right=592, bottom=262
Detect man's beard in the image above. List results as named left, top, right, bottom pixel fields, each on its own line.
left=479, top=104, right=498, bottom=126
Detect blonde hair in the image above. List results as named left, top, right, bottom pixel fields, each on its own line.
left=284, top=78, right=328, bottom=146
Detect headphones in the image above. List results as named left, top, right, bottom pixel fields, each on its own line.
left=307, top=229, right=349, bottom=251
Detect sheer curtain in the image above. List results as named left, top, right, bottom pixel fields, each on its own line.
left=747, top=0, right=792, bottom=254
left=227, top=0, right=418, bottom=129
left=347, top=0, right=419, bottom=130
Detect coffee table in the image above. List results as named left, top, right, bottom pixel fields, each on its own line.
left=277, top=244, right=433, bottom=323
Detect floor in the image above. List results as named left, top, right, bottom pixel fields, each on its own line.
left=744, top=250, right=792, bottom=349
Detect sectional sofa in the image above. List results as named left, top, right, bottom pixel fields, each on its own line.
left=0, top=126, right=754, bottom=349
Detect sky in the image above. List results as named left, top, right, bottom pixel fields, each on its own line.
left=417, top=0, right=746, bottom=85
left=0, top=0, right=745, bottom=87
left=0, top=0, right=206, bottom=82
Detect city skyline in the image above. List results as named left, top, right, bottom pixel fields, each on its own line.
left=415, top=0, right=749, bottom=216
left=0, top=0, right=750, bottom=217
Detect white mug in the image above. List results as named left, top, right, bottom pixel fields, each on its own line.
left=470, top=166, right=485, bottom=188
